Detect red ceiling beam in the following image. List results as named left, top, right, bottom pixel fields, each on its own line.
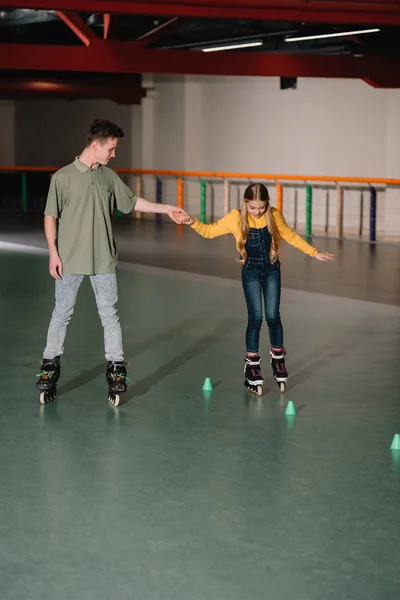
left=103, top=13, right=111, bottom=39
left=0, top=78, right=146, bottom=103
left=363, top=75, right=400, bottom=88
left=55, top=10, right=100, bottom=46
left=137, top=17, right=181, bottom=48
left=1, top=1, right=400, bottom=25
left=1, top=41, right=400, bottom=86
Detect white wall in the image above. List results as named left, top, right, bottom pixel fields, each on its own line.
left=0, top=100, right=15, bottom=165
left=198, top=76, right=387, bottom=176
left=144, top=75, right=399, bottom=240
left=11, top=77, right=400, bottom=239
left=154, top=75, right=185, bottom=170
left=15, top=99, right=141, bottom=169
left=384, top=90, right=400, bottom=237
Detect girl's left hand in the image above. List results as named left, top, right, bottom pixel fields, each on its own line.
left=315, top=252, right=335, bottom=262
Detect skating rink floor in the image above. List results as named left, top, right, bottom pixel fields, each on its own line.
left=0, top=217, right=400, bottom=600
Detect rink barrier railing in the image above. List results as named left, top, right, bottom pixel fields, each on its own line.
left=1, top=166, right=400, bottom=242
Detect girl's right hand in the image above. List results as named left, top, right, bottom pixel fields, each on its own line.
left=315, top=252, right=335, bottom=262
left=180, top=214, right=195, bottom=225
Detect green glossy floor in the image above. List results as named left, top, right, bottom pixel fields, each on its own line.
left=1, top=247, right=400, bottom=600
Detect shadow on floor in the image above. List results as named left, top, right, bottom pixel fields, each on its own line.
left=287, top=321, right=372, bottom=390
left=122, top=318, right=237, bottom=403
left=58, top=313, right=204, bottom=398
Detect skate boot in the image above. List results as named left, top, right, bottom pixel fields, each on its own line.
left=244, top=354, right=264, bottom=396
left=36, top=356, right=61, bottom=404
left=270, top=348, right=288, bottom=392
left=106, top=361, right=130, bottom=407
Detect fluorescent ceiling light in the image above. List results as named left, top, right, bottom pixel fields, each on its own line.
left=285, top=28, right=380, bottom=42
left=202, top=41, right=263, bottom=52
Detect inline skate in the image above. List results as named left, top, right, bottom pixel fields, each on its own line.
left=36, top=356, right=61, bottom=404
left=244, top=354, right=263, bottom=396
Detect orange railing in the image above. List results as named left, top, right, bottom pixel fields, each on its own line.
left=1, top=165, right=400, bottom=185
left=1, top=165, right=400, bottom=242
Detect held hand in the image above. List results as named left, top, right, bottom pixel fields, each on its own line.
left=167, top=207, right=191, bottom=224
left=315, top=252, right=335, bottom=262
left=49, top=252, right=63, bottom=279
left=176, top=213, right=195, bottom=225
left=171, top=210, right=194, bottom=225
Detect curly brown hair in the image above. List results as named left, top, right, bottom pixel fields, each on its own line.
left=86, top=119, right=125, bottom=147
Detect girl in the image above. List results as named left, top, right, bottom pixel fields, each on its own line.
left=181, top=183, right=334, bottom=394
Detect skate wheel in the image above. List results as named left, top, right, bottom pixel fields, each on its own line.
left=108, top=394, right=120, bottom=407
left=279, top=382, right=286, bottom=393
left=256, top=385, right=263, bottom=396
left=39, top=387, right=57, bottom=405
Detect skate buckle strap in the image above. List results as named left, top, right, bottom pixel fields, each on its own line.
left=36, top=370, right=50, bottom=378
left=115, top=372, right=131, bottom=382
left=246, top=355, right=261, bottom=365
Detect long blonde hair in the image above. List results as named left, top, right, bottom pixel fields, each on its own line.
left=237, top=183, right=280, bottom=265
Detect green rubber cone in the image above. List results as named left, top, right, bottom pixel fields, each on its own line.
left=202, top=377, right=213, bottom=392
left=285, top=415, right=296, bottom=429
left=390, top=433, right=400, bottom=450
left=285, top=400, right=296, bottom=416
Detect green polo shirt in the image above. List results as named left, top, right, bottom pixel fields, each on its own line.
left=44, top=158, right=136, bottom=275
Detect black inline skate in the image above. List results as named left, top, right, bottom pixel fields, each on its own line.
left=270, top=347, right=288, bottom=392
left=244, top=354, right=264, bottom=396
left=36, top=356, right=61, bottom=404
left=106, top=361, right=130, bottom=407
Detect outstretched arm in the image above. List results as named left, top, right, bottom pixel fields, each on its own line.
left=273, top=208, right=334, bottom=261
left=179, top=211, right=235, bottom=239
left=314, top=251, right=335, bottom=262
left=134, top=197, right=187, bottom=224
left=112, top=173, right=185, bottom=223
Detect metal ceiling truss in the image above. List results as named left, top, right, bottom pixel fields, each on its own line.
left=1, top=1, right=400, bottom=25
left=1, top=1, right=400, bottom=96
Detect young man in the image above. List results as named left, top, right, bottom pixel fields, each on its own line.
left=36, top=119, right=186, bottom=406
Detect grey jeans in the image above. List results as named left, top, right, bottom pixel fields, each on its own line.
left=43, top=273, right=124, bottom=362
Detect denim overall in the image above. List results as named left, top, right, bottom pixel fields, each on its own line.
left=241, top=226, right=283, bottom=352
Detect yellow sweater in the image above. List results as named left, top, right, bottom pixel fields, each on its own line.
left=191, top=208, right=318, bottom=258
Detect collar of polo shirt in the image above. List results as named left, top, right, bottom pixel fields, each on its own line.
left=74, top=157, right=101, bottom=172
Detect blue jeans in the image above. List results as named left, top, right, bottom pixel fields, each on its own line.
left=241, top=258, right=283, bottom=353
